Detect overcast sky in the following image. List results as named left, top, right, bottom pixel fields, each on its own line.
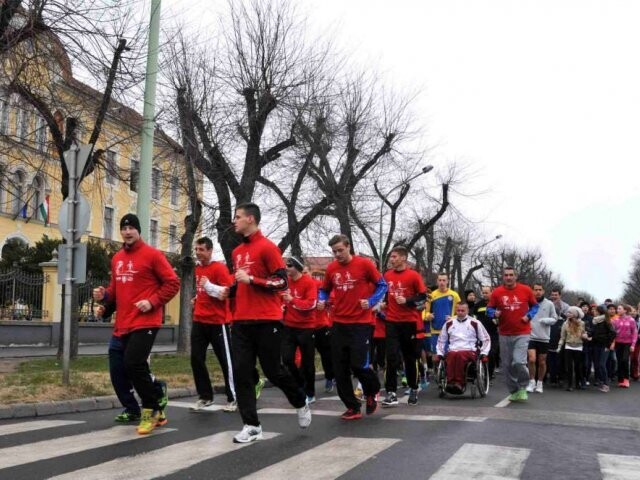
left=165, top=0, right=640, bottom=301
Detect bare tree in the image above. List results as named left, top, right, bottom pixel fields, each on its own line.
left=622, top=244, right=640, bottom=305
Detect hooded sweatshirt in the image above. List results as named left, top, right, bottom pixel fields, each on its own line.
left=612, top=315, right=638, bottom=345
left=530, top=297, right=558, bottom=342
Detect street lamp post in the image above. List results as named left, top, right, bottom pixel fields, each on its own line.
left=378, top=165, right=434, bottom=271
left=469, top=234, right=503, bottom=263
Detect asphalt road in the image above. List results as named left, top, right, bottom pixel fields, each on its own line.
left=1, top=376, right=640, bottom=479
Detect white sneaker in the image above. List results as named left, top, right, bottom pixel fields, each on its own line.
left=233, top=424, right=263, bottom=443
left=223, top=401, right=238, bottom=412
left=190, top=399, right=214, bottom=411
left=526, top=380, right=536, bottom=393
left=297, top=403, right=312, bottom=429
left=535, top=381, right=544, bottom=393
left=306, top=395, right=316, bottom=404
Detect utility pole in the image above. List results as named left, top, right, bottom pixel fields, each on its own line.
left=137, top=0, right=161, bottom=239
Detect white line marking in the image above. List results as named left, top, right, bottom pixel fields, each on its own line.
left=494, top=395, right=511, bottom=408
left=47, top=431, right=279, bottom=480
left=430, top=443, right=530, bottom=480
left=598, top=453, right=640, bottom=479
left=0, top=420, right=84, bottom=436
left=318, top=396, right=341, bottom=401
left=258, top=408, right=338, bottom=417
left=0, top=426, right=174, bottom=470
left=383, top=414, right=487, bottom=423
left=168, top=401, right=226, bottom=412
left=240, top=436, right=400, bottom=480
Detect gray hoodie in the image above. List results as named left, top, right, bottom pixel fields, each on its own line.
left=530, top=297, right=558, bottom=342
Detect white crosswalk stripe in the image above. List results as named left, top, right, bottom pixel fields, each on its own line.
left=47, top=431, right=280, bottom=480
left=240, top=436, right=400, bottom=480
left=167, top=401, right=226, bottom=412
left=0, top=420, right=84, bottom=436
left=0, top=426, right=174, bottom=470
left=429, top=443, right=530, bottom=480
left=383, top=414, right=487, bottom=422
left=598, top=453, right=640, bottom=479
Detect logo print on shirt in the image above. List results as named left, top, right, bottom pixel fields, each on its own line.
left=501, top=295, right=524, bottom=311
left=235, top=252, right=255, bottom=274
left=333, top=271, right=357, bottom=292
left=388, top=281, right=406, bottom=298
left=115, top=260, right=138, bottom=284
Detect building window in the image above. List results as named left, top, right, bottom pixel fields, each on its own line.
left=151, top=168, right=161, bottom=200
left=30, top=176, right=44, bottom=220
left=170, top=176, right=179, bottom=206
left=12, top=170, right=25, bottom=216
left=104, top=206, right=114, bottom=240
left=0, top=96, right=8, bottom=135
left=150, top=219, right=158, bottom=247
left=35, top=116, right=47, bottom=151
left=169, top=224, right=178, bottom=252
left=130, top=159, right=139, bottom=192
left=105, top=150, right=117, bottom=185
left=16, top=106, right=30, bottom=140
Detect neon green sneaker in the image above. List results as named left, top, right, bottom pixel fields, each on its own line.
left=157, top=409, right=168, bottom=427
left=509, top=389, right=528, bottom=402
left=255, top=378, right=266, bottom=399
left=137, top=408, right=160, bottom=435
left=114, top=410, right=140, bottom=423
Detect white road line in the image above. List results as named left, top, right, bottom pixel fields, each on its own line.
left=258, top=408, right=338, bottom=416
left=494, top=395, right=512, bottom=408
left=168, top=401, right=226, bottom=412
left=318, top=396, right=341, bottom=401
left=0, top=426, right=174, bottom=470
left=240, top=436, right=400, bottom=480
left=598, top=453, right=640, bottom=479
left=47, top=431, right=279, bottom=480
left=383, top=414, right=487, bottom=423
left=0, top=420, right=84, bottom=436
left=430, top=443, right=530, bottom=480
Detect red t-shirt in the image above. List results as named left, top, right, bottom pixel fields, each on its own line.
left=322, top=256, right=383, bottom=324
left=383, top=268, right=426, bottom=323
left=194, top=260, right=232, bottom=325
left=283, top=274, right=318, bottom=328
left=373, top=313, right=386, bottom=338
left=105, top=240, right=180, bottom=336
left=311, top=278, right=330, bottom=328
left=488, top=283, right=537, bottom=335
left=231, top=230, right=286, bottom=321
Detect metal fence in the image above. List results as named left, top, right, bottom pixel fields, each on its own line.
left=0, top=268, right=47, bottom=321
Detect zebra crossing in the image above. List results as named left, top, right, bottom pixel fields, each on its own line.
left=1, top=416, right=639, bottom=479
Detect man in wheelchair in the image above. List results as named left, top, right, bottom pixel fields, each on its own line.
left=434, top=303, right=491, bottom=394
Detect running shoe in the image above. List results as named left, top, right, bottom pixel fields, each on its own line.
left=190, top=399, right=215, bottom=411
left=137, top=409, right=160, bottom=435
left=419, top=376, right=429, bottom=391
left=324, top=379, right=335, bottom=393
left=365, top=393, right=379, bottom=415
left=157, top=409, right=168, bottom=426
left=114, top=410, right=140, bottom=423
left=534, top=381, right=544, bottom=394
left=233, top=424, right=263, bottom=443
left=354, top=386, right=364, bottom=400
left=306, top=395, right=316, bottom=404
left=401, top=376, right=408, bottom=388
left=509, top=389, right=528, bottom=402
left=223, top=401, right=238, bottom=412
left=599, top=384, right=610, bottom=392
left=340, top=408, right=362, bottom=420
left=255, top=378, right=266, bottom=399
left=297, top=403, right=312, bottom=428
left=526, top=379, right=536, bottom=393
left=381, top=392, right=398, bottom=407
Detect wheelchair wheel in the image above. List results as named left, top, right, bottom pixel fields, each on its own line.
left=437, top=360, right=447, bottom=398
left=476, top=359, right=490, bottom=397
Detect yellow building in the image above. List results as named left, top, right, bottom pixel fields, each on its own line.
left=0, top=29, right=193, bottom=325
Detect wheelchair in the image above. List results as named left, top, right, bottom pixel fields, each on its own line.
left=436, top=352, right=490, bottom=399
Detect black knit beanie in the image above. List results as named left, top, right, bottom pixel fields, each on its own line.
left=120, top=213, right=141, bottom=233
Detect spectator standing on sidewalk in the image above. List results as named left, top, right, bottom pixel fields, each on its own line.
left=612, top=304, right=638, bottom=388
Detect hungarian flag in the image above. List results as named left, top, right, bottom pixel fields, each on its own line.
left=39, top=195, right=50, bottom=226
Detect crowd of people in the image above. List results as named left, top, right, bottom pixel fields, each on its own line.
left=93, top=205, right=640, bottom=444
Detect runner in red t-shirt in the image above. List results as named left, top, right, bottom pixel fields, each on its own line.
left=308, top=273, right=335, bottom=393
left=229, top=203, right=310, bottom=444
left=281, top=257, right=318, bottom=403
left=488, top=266, right=539, bottom=402
left=190, top=237, right=236, bottom=413
left=318, top=234, right=387, bottom=420
left=380, top=246, right=428, bottom=408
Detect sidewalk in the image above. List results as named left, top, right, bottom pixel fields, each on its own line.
left=0, top=343, right=178, bottom=359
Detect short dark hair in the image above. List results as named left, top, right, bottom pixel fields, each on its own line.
left=503, top=266, right=516, bottom=273
left=551, top=288, right=562, bottom=294
left=195, top=237, right=213, bottom=250
left=437, top=272, right=449, bottom=279
left=390, top=245, right=409, bottom=257
left=329, top=234, right=350, bottom=247
left=533, top=282, right=544, bottom=289
left=236, top=202, right=261, bottom=225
